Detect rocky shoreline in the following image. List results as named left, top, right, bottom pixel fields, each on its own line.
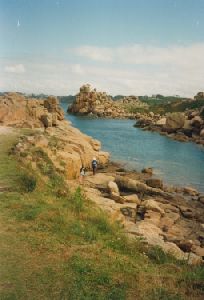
left=1, top=92, right=204, bottom=264
left=14, top=128, right=204, bottom=264
left=134, top=109, right=204, bottom=146
left=68, top=85, right=204, bottom=146
left=81, top=162, right=204, bottom=264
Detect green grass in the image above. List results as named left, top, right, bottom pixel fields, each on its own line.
left=0, top=131, right=203, bottom=299
left=127, top=96, right=204, bottom=116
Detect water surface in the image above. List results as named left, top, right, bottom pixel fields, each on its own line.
left=61, top=103, right=204, bottom=192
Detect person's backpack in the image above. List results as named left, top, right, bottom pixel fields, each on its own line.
left=92, top=160, right=97, bottom=168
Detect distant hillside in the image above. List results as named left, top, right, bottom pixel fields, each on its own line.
left=133, top=95, right=204, bottom=115
left=58, top=95, right=76, bottom=104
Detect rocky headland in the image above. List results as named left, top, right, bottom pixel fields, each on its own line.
left=0, top=93, right=109, bottom=177
left=1, top=92, right=203, bottom=264
left=68, top=84, right=147, bottom=118
left=134, top=106, right=204, bottom=146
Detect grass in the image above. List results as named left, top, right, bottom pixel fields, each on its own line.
left=0, top=130, right=203, bottom=299
left=126, top=96, right=204, bottom=116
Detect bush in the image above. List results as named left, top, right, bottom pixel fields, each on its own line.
left=71, top=187, right=84, bottom=214
left=19, top=173, right=37, bottom=192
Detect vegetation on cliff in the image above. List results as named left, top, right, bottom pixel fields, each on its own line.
left=0, top=130, right=203, bottom=300
left=132, top=96, right=204, bottom=115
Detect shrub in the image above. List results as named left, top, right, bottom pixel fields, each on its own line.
left=19, top=173, right=37, bottom=192
left=71, top=187, right=84, bottom=214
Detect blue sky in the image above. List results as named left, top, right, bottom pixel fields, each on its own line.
left=0, top=0, right=204, bottom=96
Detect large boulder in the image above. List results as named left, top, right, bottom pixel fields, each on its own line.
left=191, top=116, right=203, bottom=128
left=166, top=112, right=185, bottom=129
left=156, top=117, right=166, bottom=126
left=107, top=181, right=121, bottom=202
left=146, top=178, right=163, bottom=189
left=115, top=176, right=166, bottom=196
left=143, top=199, right=165, bottom=215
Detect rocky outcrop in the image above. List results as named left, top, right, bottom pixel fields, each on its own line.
left=68, top=84, right=146, bottom=118
left=0, top=93, right=64, bottom=128
left=83, top=168, right=204, bottom=264
left=14, top=120, right=109, bottom=180
left=134, top=107, right=204, bottom=146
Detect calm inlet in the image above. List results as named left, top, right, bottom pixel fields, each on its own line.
left=61, top=104, right=204, bottom=192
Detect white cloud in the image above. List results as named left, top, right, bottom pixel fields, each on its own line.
left=71, top=64, right=84, bottom=75
left=1, top=43, right=204, bottom=97
left=74, top=46, right=113, bottom=62
left=4, top=64, right=26, bottom=74
left=72, top=43, right=204, bottom=68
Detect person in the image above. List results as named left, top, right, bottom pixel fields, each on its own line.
left=80, top=165, right=86, bottom=183
left=92, top=157, right=98, bottom=175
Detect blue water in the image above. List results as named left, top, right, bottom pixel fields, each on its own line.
left=61, top=103, right=204, bottom=192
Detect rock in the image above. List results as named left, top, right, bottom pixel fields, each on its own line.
left=183, top=119, right=192, bottom=130
left=198, top=233, right=204, bottom=247
left=123, top=194, right=140, bottom=204
left=200, top=129, right=204, bottom=137
left=68, top=84, right=146, bottom=118
left=144, top=211, right=161, bottom=226
left=191, top=116, right=203, bottom=128
left=187, top=252, right=203, bottom=265
left=107, top=181, right=122, bottom=202
left=159, top=212, right=180, bottom=231
left=166, top=112, right=185, bottom=129
left=108, top=181, right=119, bottom=195
left=198, top=195, right=204, bottom=204
left=162, top=242, right=186, bottom=261
left=142, top=167, right=153, bottom=175
left=86, top=173, right=114, bottom=189
left=143, top=199, right=165, bottom=215
left=0, top=93, right=64, bottom=128
left=179, top=206, right=194, bottom=219
left=90, top=139, right=101, bottom=151
left=183, top=186, right=199, bottom=196
left=192, top=245, right=204, bottom=257
left=156, top=117, right=166, bottom=126
left=178, top=240, right=193, bottom=252
left=116, top=176, right=166, bottom=196
left=146, top=178, right=163, bottom=189
left=17, top=121, right=110, bottom=180
left=120, top=207, right=136, bottom=221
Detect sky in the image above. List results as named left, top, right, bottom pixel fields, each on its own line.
left=0, top=0, right=204, bottom=96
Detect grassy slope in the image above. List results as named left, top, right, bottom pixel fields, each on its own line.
left=0, top=131, right=203, bottom=300
left=128, top=97, right=204, bottom=115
